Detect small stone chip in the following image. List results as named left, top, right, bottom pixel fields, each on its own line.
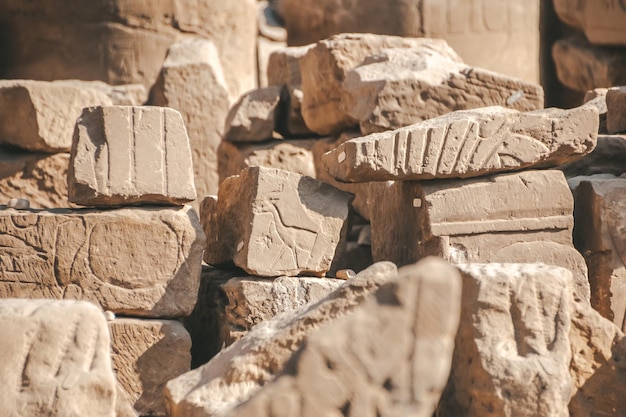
left=7, top=198, right=30, bottom=209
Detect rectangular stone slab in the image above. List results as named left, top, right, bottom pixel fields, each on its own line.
left=0, top=205, right=205, bottom=318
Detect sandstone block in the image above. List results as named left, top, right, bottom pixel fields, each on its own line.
left=203, top=167, right=352, bottom=277
left=554, top=0, right=626, bottom=46
left=369, top=170, right=590, bottom=300
left=150, top=38, right=230, bottom=201
left=53, top=80, right=147, bottom=106
left=109, top=318, right=191, bottom=416
left=223, top=86, right=282, bottom=142
left=0, top=80, right=113, bottom=153
left=560, top=135, right=626, bottom=178
left=68, top=106, right=196, bottom=206
left=0, top=205, right=204, bottom=317
left=164, top=261, right=397, bottom=417
left=226, top=257, right=461, bottom=417
left=324, top=106, right=597, bottom=182
left=0, top=299, right=116, bottom=417
left=439, top=263, right=572, bottom=417
left=607, top=86, right=626, bottom=134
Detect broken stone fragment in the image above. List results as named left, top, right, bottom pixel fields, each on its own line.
left=324, top=105, right=598, bottom=182
left=0, top=299, right=117, bottom=417
left=164, top=261, right=398, bottom=417
left=0, top=80, right=113, bottom=153
left=203, top=166, right=352, bottom=277
left=559, top=135, right=626, bottom=178
left=554, top=0, right=626, bottom=46
left=223, top=86, right=283, bottom=142
left=0, top=205, right=205, bottom=318
left=68, top=106, right=196, bottom=206
left=225, top=257, right=461, bottom=417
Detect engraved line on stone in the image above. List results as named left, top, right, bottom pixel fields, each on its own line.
left=403, top=130, right=412, bottom=175
left=456, top=121, right=481, bottom=173
left=420, top=128, right=432, bottom=173
left=434, top=123, right=451, bottom=174
left=131, top=107, right=137, bottom=190
left=445, top=120, right=471, bottom=175
left=162, top=108, right=169, bottom=195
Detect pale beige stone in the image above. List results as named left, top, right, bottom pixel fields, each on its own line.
left=150, top=38, right=230, bottom=202
left=0, top=299, right=117, bottom=417
left=324, top=106, right=598, bottom=182
left=109, top=318, right=191, bottom=417
left=223, top=86, right=282, bottom=142
left=164, top=261, right=398, bottom=417
left=554, top=0, right=626, bottom=46
left=225, top=258, right=461, bottom=417
left=369, top=170, right=590, bottom=300
left=560, top=135, right=626, bottom=177
left=257, top=37, right=286, bottom=88
left=203, top=167, right=352, bottom=277
left=606, top=86, right=626, bottom=134
left=53, top=80, right=147, bottom=106
left=0, top=80, right=113, bottom=153
left=0, top=205, right=204, bottom=317
left=7, top=198, right=29, bottom=209
left=439, top=263, right=572, bottom=417
left=582, top=88, right=607, bottom=133
left=68, top=106, right=196, bottom=206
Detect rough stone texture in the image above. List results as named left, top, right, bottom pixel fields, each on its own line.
left=607, top=86, right=626, bottom=134
left=150, top=38, right=230, bottom=202
left=342, top=48, right=544, bottom=135
left=554, top=0, right=626, bottom=45
left=203, top=167, right=352, bottom=277
left=439, top=263, right=572, bottom=417
left=369, top=170, right=590, bottom=301
left=279, top=0, right=540, bottom=82
left=560, top=135, right=626, bottom=178
left=324, top=105, right=598, bottom=182
left=582, top=88, right=607, bottom=134
left=164, top=261, right=398, bottom=417
left=0, top=299, right=117, bottom=417
left=0, top=149, right=70, bottom=208
left=225, top=257, right=461, bottom=417
left=572, top=178, right=626, bottom=331
left=68, top=106, right=196, bottom=206
left=223, top=86, right=282, bottom=142
left=553, top=36, right=626, bottom=93
left=0, top=205, right=204, bottom=318
left=109, top=318, right=191, bottom=417
left=257, top=37, right=287, bottom=89
left=54, top=80, right=147, bottom=106
left=0, top=80, right=113, bottom=153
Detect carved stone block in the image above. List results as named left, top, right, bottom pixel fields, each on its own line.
left=203, top=166, right=352, bottom=277
left=69, top=106, right=196, bottom=207
left=0, top=205, right=205, bottom=318
left=223, top=86, right=282, bottom=143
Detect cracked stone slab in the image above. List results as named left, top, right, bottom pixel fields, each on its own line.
left=164, top=261, right=398, bottom=417
left=202, top=166, right=352, bottom=277
left=68, top=106, right=196, bottom=207
left=0, top=299, right=117, bottom=417
left=223, top=86, right=282, bottom=142
left=0, top=205, right=205, bottom=318
left=323, top=105, right=598, bottom=182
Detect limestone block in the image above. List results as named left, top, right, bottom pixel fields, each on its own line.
left=560, top=135, right=626, bottom=178
left=0, top=80, right=113, bottom=153
left=0, top=205, right=204, bottom=318
left=203, top=167, right=352, bottom=277
left=109, top=318, right=191, bottom=416
left=0, top=148, right=70, bottom=208
left=343, top=48, right=544, bottom=135
left=53, top=80, right=147, bottom=106
left=439, top=263, right=572, bottom=417
left=553, top=36, right=626, bottom=93
left=607, top=86, right=626, bottom=134
left=226, top=257, right=461, bottom=417
left=150, top=38, right=230, bottom=201
left=0, top=299, right=116, bottom=417
left=554, top=0, right=626, bottom=45
left=164, top=261, right=398, bottom=417
left=369, top=170, right=590, bottom=300
left=68, top=106, right=196, bottom=206
left=324, top=105, right=598, bottom=182
left=223, top=86, right=282, bottom=142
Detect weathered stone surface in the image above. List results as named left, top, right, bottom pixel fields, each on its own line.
left=324, top=106, right=598, bottom=182
left=0, top=148, right=70, bottom=208
left=582, top=88, right=607, bottom=134
left=257, top=37, right=287, bottom=88
left=54, top=80, right=147, bottom=106
left=560, top=135, right=626, bottom=178
left=369, top=170, right=590, bottom=300
left=203, top=167, right=352, bottom=277
left=343, top=48, right=544, bottom=135
left=0, top=205, right=204, bottom=317
left=607, top=86, right=626, bottom=134
left=0, top=80, right=113, bottom=153
left=554, top=0, right=626, bottom=45
left=553, top=36, right=626, bottom=93
left=439, top=263, right=572, bottom=417
left=226, top=257, right=461, bottom=417
left=0, top=299, right=117, bottom=417
left=109, top=318, right=191, bottom=416
left=164, top=261, right=398, bottom=417
left=223, top=86, right=282, bottom=142
left=150, top=38, right=230, bottom=202
left=68, top=106, right=196, bottom=206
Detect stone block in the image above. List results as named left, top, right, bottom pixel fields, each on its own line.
left=68, top=106, right=196, bottom=206
left=257, top=37, right=286, bottom=88
left=607, top=86, right=626, bottom=134
left=0, top=299, right=117, bottom=417
left=554, top=0, right=626, bottom=46
left=164, top=261, right=398, bottom=417
left=0, top=205, right=204, bottom=318
left=324, top=105, right=597, bottom=182
left=223, top=86, right=282, bottom=142
left=203, top=167, right=352, bottom=277
left=560, top=135, right=626, bottom=178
